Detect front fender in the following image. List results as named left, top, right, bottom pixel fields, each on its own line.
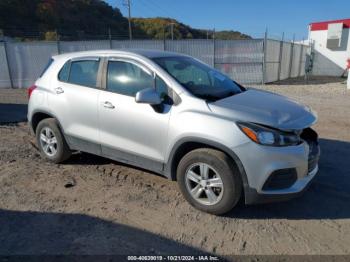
left=163, top=137, right=250, bottom=195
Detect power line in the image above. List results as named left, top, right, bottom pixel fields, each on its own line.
left=147, top=0, right=179, bottom=19
left=138, top=0, right=173, bottom=19
left=137, top=0, right=163, bottom=17
left=134, top=0, right=176, bottom=40
left=132, top=1, right=152, bottom=17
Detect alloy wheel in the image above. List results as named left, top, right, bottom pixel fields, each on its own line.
left=185, top=163, right=224, bottom=206
left=39, top=127, right=58, bottom=157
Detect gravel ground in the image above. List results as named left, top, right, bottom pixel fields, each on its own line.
left=0, top=77, right=349, bottom=257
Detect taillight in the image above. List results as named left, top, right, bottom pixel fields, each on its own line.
left=28, top=85, right=37, bottom=99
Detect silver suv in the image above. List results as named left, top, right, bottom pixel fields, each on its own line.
left=28, top=50, right=320, bottom=215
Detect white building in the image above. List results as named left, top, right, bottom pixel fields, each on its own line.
left=309, top=18, right=350, bottom=76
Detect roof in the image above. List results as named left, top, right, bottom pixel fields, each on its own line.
left=52, top=49, right=186, bottom=60
left=310, top=18, right=350, bottom=31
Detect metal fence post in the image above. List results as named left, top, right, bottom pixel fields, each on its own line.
left=277, top=32, right=284, bottom=81
left=3, top=39, right=13, bottom=88
left=262, top=29, right=267, bottom=85
left=288, top=34, right=295, bottom=78
left=55, top=30, right=61, bottom=54
left=298, top=40, right=304, bottom=77
left=108, top=28, right=112, bottom=49
left=213, top=28, right=216, bottom=68
left=163, top=26, right=166, bottom=51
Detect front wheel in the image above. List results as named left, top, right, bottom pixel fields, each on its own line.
left=177, top=148, right=242, bottom=215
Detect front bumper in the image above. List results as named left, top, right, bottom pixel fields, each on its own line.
left=233, top=129, right=320, bottom=205
left=244, top=165, right=318, bottom=204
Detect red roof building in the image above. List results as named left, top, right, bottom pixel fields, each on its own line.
left=308, top=18, right=350, bottom=76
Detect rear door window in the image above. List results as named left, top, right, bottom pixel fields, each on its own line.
left=68, top=60, right=100, bottom=87
left=58, top=59, right=100, bottom=88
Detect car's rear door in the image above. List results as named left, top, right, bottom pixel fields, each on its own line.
left=49, top=57, right=103, bottom=154
left=98, top=57, right=172, bottom=172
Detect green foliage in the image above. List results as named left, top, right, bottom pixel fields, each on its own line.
left=215, top=30, right=251, bottom=40
left=0, top=0, right=251, bottom=40
left=44, top=31, right=58, bottom=41
left=131, top=17, right=207, bottom=40
left=131, top=17, right=251, bottom=40
left=0, top=0, right=129, bottom=40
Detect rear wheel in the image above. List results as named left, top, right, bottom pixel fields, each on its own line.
left=177, top=148, right=242, bottom=215
left=36, top=118, right=71, bottom=163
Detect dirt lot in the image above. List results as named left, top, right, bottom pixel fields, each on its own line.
left=0, top=77, right=350, bottom=257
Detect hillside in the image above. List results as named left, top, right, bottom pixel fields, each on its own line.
left=132, top=18, right=251, bottom=40
left=0, top=0, right=129, bottom=39
left=0, top=0, right=251, bottom=40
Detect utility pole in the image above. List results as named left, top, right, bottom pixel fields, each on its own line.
left=108, top=27, right=112, bottom=49
left=123, top=0, right=132, bottom=40
left=170, top=23, right=175, bottom=40
left=213, top=28, right=216, bottom=67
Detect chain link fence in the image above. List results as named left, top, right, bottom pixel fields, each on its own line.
left=0, top=38, right=308, bottom=88
left=215, top=39, right=264, bottom=84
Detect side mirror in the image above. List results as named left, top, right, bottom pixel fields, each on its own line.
left=135, top=88, right=161, bottom=105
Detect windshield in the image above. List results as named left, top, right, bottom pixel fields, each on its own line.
left=152, top=56, right=244, bottom=101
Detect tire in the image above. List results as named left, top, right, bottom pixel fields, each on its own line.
left=36, top=118, right=71, bottom=163
left=177, top=148, right=242, bottom=215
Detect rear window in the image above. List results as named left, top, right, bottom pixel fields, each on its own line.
left=58, top=59, right=100, bottom=88
left=39, top=58, right=54, bottom=78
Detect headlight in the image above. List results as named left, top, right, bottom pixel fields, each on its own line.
left=237, top=122, right=300, bottom=146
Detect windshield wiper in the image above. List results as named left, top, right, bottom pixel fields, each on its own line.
left=196, top=94, right=221, bottom=102
left=220, top=91, right=238, bottom=99
left=197, top=91, right=239, bottom=102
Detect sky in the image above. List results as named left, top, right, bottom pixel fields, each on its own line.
left=106, top=0, right=350, bottom=40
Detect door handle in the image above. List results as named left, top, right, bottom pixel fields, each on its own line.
left=103, top=101, right=115, bottom=109
left=55, top=87, right=64, bottom=94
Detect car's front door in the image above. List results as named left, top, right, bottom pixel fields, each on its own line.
left=98, top=58, right=172, bottom=172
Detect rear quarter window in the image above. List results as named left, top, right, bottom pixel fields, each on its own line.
left=58, top=61, right=70, bottom=82
left=39, top=58, right=54, bottom=78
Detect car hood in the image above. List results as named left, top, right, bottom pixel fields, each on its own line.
left=208, top=89, right=317, bottom=131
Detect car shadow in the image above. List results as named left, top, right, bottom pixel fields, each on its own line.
left=227, top=138, right=350, bottom=220
left=0, top=103, right=27, bottom=124
left=66, top=152, right=114, bottom=165
left=65, top=152, right=165, bottom=179
left=67, top=138, right=350, bottom=220
left=0, top=209, right=211, bottom=257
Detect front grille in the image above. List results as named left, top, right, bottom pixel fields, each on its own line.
left=262, top=168, right=298, bottom=190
